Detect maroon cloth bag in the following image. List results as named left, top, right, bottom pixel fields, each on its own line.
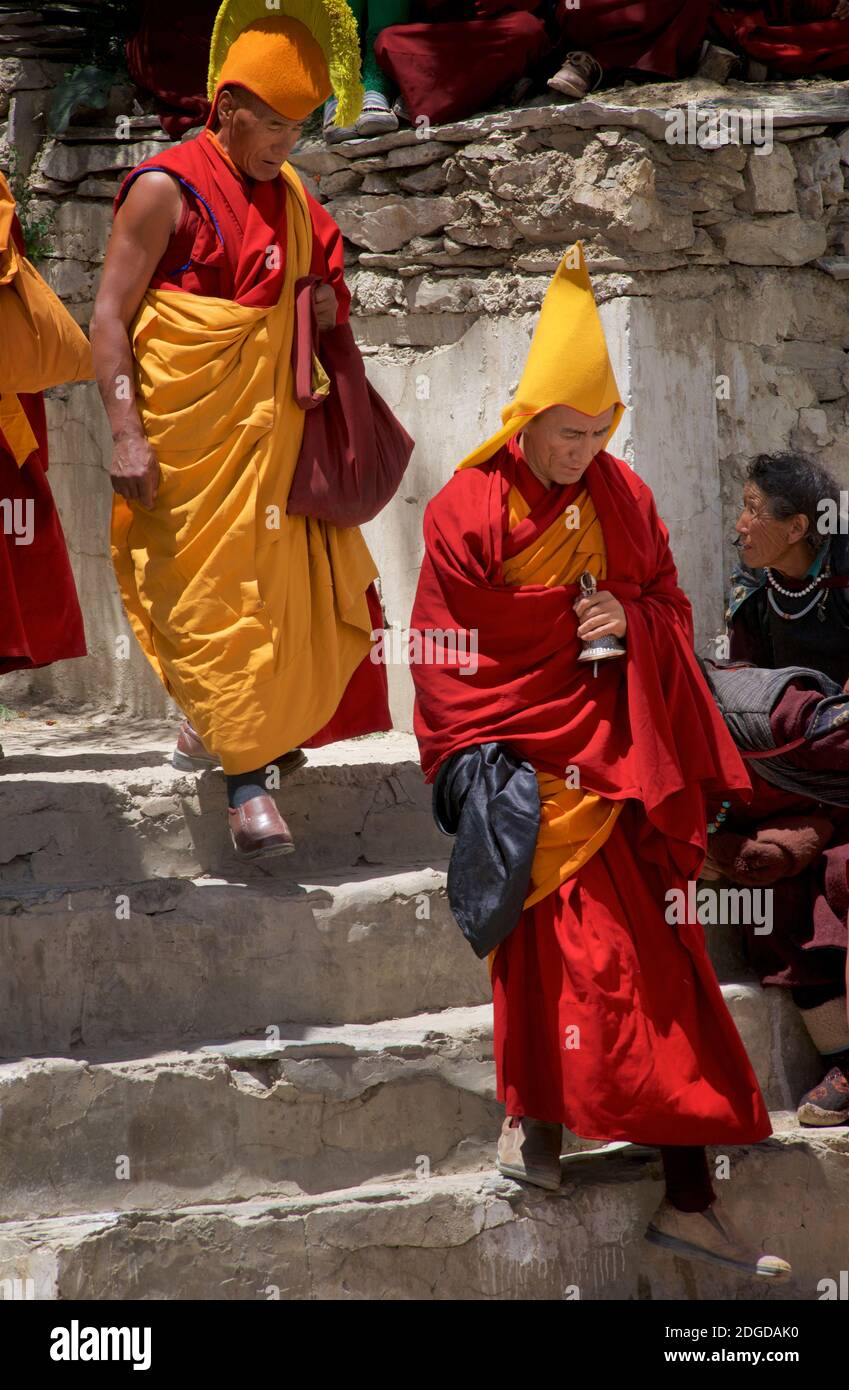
left=287, top=274, right=414, bottom=527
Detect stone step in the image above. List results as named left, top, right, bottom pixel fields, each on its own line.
left=0, top=986, right=824, bottom=1221
left=0, top=847, right=786, bottom=1060
left=0, top=1007, right=499, bottom=1221
left=0, top=868, right=488, bottom=1055
left=0, top=730, right=446, bottom=885
left=2, top=1128, right=847, bottom=1300
left=0, top=847, right=820, bottom=1090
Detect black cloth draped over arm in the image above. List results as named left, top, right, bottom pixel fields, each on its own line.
left=433, top=742, right=541, bottom=959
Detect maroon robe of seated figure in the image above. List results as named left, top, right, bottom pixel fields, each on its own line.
left=711, top=1, right=849, bottom=76
left=375, top=1, right=712, bottom=126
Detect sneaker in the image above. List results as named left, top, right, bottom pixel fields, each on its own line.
left=645, top=1197, right=792, bottom=1281
left=547, top=51, right=603, bottom=101
left=496, top=1114, right=563, bottom=1191
left=392, top=94, right=411, bottom=124
left=355, top=89, right=399, bottom=138
left=323, top=95, right=359, bottom=145
left=798, top=1058, right=849, bottom=1126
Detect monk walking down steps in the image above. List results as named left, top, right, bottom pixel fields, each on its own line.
left=90, top=1, right=395, bottom=860
left=411, top=243, right=791, bottom=1284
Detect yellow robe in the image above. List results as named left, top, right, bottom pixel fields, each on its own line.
left=0, top=171, right=92, bottom=463
left=0, top=180, right=36, bottom=462
left=502, top=480, right=623, bottom=909
left=111, top=163, right=379, bottom=775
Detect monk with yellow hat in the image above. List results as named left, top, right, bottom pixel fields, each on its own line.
left=411, top=243, right=792, bottom=1282
left=91, top=0, right=392, bottom=858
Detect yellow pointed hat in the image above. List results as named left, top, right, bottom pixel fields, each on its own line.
left=457, top=241, right=625, bottom=470
left=208, top=0, right=364, bottom=127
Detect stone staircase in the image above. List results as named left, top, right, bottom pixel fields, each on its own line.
left=1, top=716, right=847, bottom=1300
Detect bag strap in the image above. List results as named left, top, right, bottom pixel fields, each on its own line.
left=0, top=391, right=38, bottom=465
left=292, top=273, right=326, bottom=409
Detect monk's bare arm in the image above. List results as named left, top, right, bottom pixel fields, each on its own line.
left=90, top=172, right=181, bottom=508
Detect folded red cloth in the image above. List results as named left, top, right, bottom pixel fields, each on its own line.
left=709, top=813, right=834, bottom=886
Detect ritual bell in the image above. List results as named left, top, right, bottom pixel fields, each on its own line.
left=575, top=570, right=626, bottom=665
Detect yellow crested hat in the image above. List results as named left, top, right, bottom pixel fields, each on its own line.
left=457, top=241, right=625, bottom=470
left=208, top=0, right=364, bottom=128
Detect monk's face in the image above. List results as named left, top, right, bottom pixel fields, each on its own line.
left=735, top=483, right=809, bottom=569
left=520, top=404, right=616, bottom=489
left=216, top=87, right=305, bottom=180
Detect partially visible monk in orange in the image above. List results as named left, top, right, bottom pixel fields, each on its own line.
left=90, top=0, right=391, bottom=859
left=1, top=171, right=90, bottom=677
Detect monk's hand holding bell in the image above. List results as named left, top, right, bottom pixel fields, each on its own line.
left=574, top=590, right=627, bottom=641
left=312, top=282, right=337, bottom=332
left=110, top=432, right=160, bottom=510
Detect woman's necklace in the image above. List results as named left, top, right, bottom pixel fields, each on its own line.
left=764, top=565, right=828, bottom=622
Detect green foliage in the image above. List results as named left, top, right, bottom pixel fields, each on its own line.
left=5, top=148, right=54, bottom=263
left=48, top=0, right=138, bottom=133
left=49, top=65, right=119, bottom=135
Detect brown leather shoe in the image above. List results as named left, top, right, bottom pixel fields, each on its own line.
left=173, top=721, right=307, bottom=779
left=228, top=795, right=295, bottom=860
left=172, top=719, right=220, bottom=772
left=496, top=1114, right=563, bottom=1191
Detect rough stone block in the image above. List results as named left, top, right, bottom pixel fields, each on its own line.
left=397, top=163, right=450, bottom=193
left=737, top=142, right=797, bottom=213
left=712, top=213, right=827, bottom=265
left=38, top=138, right=164, bottom=184
left=791, top=135, right=843, bottom=199
left=323, top=195, right=456, bottom=253
left=317, top=167, right=362, bottom=197
left=48, top=197, right=112, bottom=262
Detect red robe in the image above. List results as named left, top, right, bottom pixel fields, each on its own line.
left=114, top=132, right=391, bottom=749
left=376, top=1, right=711, bottom=126
left=125, top=0, right=216, bottom=136
left=411, top=444, right=770, bottom=1143
left=0, top=215, right=86, bottom=675
left=375, top=7, right=551, bottom=126
left=711, top=1, right=849, bottom=76
left=556, top=0, right=712, bottom=78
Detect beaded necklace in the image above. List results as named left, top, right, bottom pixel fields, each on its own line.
left=764, top=564, right=829, bottom=623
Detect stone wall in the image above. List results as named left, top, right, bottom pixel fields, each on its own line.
left=4, top=54, right=849, bottom=727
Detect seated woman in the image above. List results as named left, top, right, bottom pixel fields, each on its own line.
left=707, top=452, right=849, bottom=1126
